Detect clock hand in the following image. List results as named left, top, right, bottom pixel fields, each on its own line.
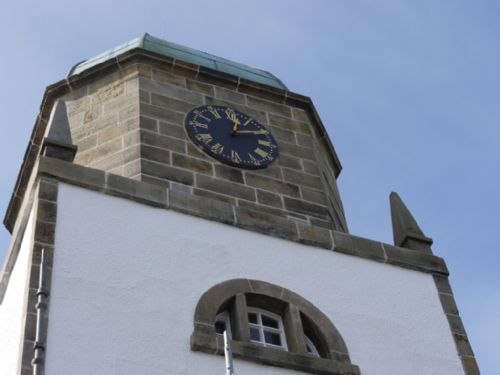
left=234, top=129, right=269, bottom=135
left=231, top=117, right=241, bottom=135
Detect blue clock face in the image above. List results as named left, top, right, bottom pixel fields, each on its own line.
left=185, top=105, right=279, bottom=169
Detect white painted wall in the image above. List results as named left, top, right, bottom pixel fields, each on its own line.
left=0, top=210, right=34, bottom=375
left=45, top=184, right=464, bottom=375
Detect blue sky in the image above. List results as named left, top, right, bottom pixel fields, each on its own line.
left=0, top=1, right=498, bottom=373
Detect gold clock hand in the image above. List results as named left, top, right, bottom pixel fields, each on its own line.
left=234, top=129, right=269, bottom=135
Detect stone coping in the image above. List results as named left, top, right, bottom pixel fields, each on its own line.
left=191, top=332, right=361, bottom=375
left=3, top=48, right=341, bottom=234
left=32, top=156, right=449, bottom=276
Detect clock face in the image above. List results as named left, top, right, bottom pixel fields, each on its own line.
left=185, top=105, right=279, bottom=169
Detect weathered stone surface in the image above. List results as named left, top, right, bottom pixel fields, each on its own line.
left=197, top=67, right=238, bottom=90
left=297, top=224, right=332, bottom=249
left=89, top=146, right=140, bottom=172
left=141, top=174, right=170, bottom=189
left=433, top=276, right=453, bottom=295
left=139, top=77, right=203, bottom=104
left=247, top=165, right=282, bottom=181
left=268, top=125, right=296, bottom=144
left=172, top=153, right=213, bottom=175
left=152, top=68, right=186, bottom=87
left=245, top=173, right=300, bottom=198
left=158, top=122, right=187, bottom=140
left=142, top=159, right=194, bottom=185
left=186, top=79, right=214, bottom=96
left=439, top=293, right=459, bottom=315
left=238, top=79, right=286, bottom=104
left=332, top=231, right=385, bottom=262
left=141, top=129, right=186, bottom=154
left=384, top=244, right=448, bottom=275
left=461, top=357, right=481, bottom=375
left=238, top=200, right=289, bottom=219
left=151, top=92, right=194, bottom=113
left=277, top=154, right=302, bottom=170
left=187, top=143, right=209, bottom=160
left=310, top=217, right=334, bottom=230
left=214, top=164, right=244, bottom=184
left=235, top=207, right=298, bottom=241
left=301, top=187, right=328, bottom=206
left=454, top=333, right=474, bottom=356
left=39, top=157, right=106, bottom=191
left=196, top=174, right=255, bottom=201
left=106, top=173, right=167, bottom=207
left=38, top=179, right=58, bottom=201
left=247, top=96, right=291, bottom=118
left=268, top=113, right=311, bottom=134
left=280, top=141, right=316, bottom=161
left=303, top=159, right=320, bottom=176
left=170, top=188, right=235, bottom=224
left=193, top=188, right=236, bottom=205
left=283, top=169, right=323, bottom=190
left=36, top=200, right=57, bottom=223
left=284, top=197, right=329, bottom=218
left=257, top=189, right=283, bottom=208
left=139, top=89, right=150, bottom=103
left=34, top=220, right=56, bottom=245
left=139, top=115, right=158, bottom=132
left=296, top=133, right=313, bottom=148
left=140, top=103, right=185, bottom=124
left=215, top=86, right=246, bottom=105
left=447, top=314, right=466, bottom=335
left=292, top=107, right=310, bottom=122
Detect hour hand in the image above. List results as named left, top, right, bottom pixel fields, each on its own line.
left=234, top=129, right=269, bottom=135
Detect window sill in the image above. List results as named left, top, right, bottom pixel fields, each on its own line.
left=191, top=332, right=361, bottom=375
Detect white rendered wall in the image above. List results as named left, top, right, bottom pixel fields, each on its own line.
left=0, top=210, right=34, bottom=375
left=45, top=184, right=464, bottom=375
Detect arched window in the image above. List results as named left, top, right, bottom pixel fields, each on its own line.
left=191, top=279, right=360, bottom=375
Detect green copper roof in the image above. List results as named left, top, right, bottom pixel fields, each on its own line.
left=69, top=33, right=287, bottom=90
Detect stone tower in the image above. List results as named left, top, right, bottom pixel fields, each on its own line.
left=0, top=34, right=479, bottom=375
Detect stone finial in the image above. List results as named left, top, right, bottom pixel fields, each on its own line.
left=41, top=100, right=77, bottom=161
left=390, top=192, right=433, bottom=253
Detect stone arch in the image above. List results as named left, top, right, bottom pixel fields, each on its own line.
left=191, top=278, right=360, bottom=375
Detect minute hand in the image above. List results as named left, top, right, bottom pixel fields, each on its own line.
left=234, top=129, right=269, bottom=135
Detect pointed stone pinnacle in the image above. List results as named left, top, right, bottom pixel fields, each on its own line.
left=41, top=100, right=77, bottom=162
left=390, top=192, right=433, bottom=252
left=46, top=100, right=73, bottom=144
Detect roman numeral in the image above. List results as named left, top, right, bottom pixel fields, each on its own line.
left=254, top=147, right=268, bottom=158
left=211, top=143, right=224, bottom=154
left=231, top=150, right=242, bottom=163
left=195, top=112, right=211, bottom=122
left=207, top=106, right=221, bottom=119
left=190, top=120, right=208, bottom=129
left=248, top=153, right=261, bottom=165
left=243, top=118, right=252, bottom=126
left=195, top=133, right=213, bottom=143
left=258, top=140, right=271, bottom=147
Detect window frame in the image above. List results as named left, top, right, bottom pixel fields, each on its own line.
left=247, top=307, right=288, bottom=351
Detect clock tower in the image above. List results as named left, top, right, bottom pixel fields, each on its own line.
left=0, top=34, right=479, bottom=375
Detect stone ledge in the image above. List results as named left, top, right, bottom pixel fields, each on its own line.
left=36, top=156, right=449, bottom=276
left=190, top=332, right=361, bottom=375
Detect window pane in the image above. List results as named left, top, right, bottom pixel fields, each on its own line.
left=261, top=315, right=279, bottom=328
left=250, top=327, right=261, bottom=341
left=248, top=312, right=258, bottom=324
left=264, top=330, right=282, bottom=346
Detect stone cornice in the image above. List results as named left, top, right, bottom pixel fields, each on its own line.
left=34, top=156, right=449, bottom=276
